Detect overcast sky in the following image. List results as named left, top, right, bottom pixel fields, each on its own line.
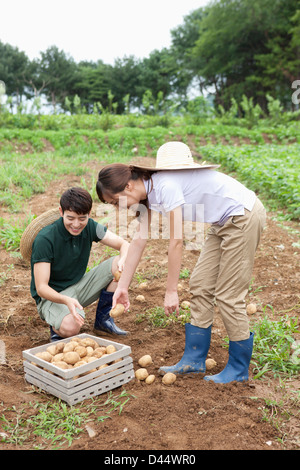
left=1, top=0, right=210, bottom=65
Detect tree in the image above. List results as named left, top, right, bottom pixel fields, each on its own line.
left=71, top=60, right=111, bottom=113
left=38, top=46, right=77, bottom=112
left=0, top=41, right=30, bottom=106
left=171, top=0, right=300, bottom=111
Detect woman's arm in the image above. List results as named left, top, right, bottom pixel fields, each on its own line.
left=164, top=206, right=183, bottom=315
left=112, top=210, right=149, bottom=310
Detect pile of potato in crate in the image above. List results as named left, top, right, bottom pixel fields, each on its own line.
left=23, top=334, right=134, bottom=405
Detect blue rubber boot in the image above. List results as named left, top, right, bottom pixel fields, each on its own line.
left=204, top=332, right=254, bottom=383
left=94, top=290, right=128, bottom=336
left=159, top=323, right=211, bottom=375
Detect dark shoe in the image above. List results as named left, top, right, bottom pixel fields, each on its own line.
left=94, top=290, right=128, bottom=336
left=159, top=323, right=211, bottom=375
left=204, top=332, right=254, bottom=383
left=50, top=326, right=63, bottom=342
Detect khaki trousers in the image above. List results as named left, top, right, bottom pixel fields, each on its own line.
left=37, top=257, right=114, bottom=330
left=189, top=198, right=266, bottom=341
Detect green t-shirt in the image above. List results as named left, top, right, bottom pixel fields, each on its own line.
left=30, top=217, right=107, bottom=305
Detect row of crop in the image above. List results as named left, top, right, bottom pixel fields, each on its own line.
left=0, top=122, right=299, bottom=154
left=1, top=126, right=299, bottom=219
left=200, top=144, right=300, bottom=220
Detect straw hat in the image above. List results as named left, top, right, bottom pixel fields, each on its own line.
left=131, top=141, right=219, bottom=171
left=20, top=208, right=61, bottom=262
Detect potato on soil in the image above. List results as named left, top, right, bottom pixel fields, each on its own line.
left=136, top=295, right=145, bottom=302
left=135, top=368, right=149, bottom=381
left=162, top=372, right=177, bottom=385
left=138, top=282, right=148, bottom=289
left=205, top=358, right=217, bottom=370
left=181, top=301, right=190, bottom=309
left=145, top=374, right=155, bottom=384
left=35, top=351, right=53, bottom=362
left=63, top=351, right=81, bottom=365
left=246, top=303, right=257, bottom=315
left=138, top=354, right=152, bottom=367
left=110, top=304, right=125, bottom=318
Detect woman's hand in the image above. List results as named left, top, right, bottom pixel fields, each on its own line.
left=113, top=286, right=130, bottom=312
left=164, top=290, right=179, bottom=316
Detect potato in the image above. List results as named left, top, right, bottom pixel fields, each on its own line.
left=35, top=351, right=53, bottom=362
left=162, top=372, right=176, bottom=385
left=135, top=368, right=149, bottom=381
left=71, top=337, right=81, bottom=343
left=106, top=344, right=117, bottom=355
left=114, top=270, right=121, bottom=281
left=110, top=303, right=125, bottom=318
left=181, top=301, right=191, bottom=309
left=82, top=346, right=92, bottom=357
left=53, top=361, right=70, bottom=369
left=145, top=374, right=155, bottom=384
left=80, top=338, right=98, bottom=349
left=246, top=303, right=257, bottom=315
left=86, top=356, right=97, bottom=362
left=74, top=345, right=88, bottom=358
left=138, top=354, right=152, bottom=368
left=63, top=351, right=81, bottom=365
left=63, top=341, right=78, bottom=353
left=139, top=282, right=148, bottom=289
left=98, top=363, right=108, bottom=370
left=54, top=342, right=65, bottom=353
left=205, top=358, right=217, bottom=370
left=93, top=348, right=104, bottom=358
left=51, top=353, right=64, bottom=362
left=46, top=344, right=57, bottom=356
left=136, top=295, right=145, bottom=302
left=73, top=360, right=87, bottom=368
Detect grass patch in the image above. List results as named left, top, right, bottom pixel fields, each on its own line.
left=0, top=389, right=134, bottom=449
left=136, top=305, right=190, bottom=328
left=251, top=314, right=300, bottom=379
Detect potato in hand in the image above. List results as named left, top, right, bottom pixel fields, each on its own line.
left=110, top=303, right=125, bottom=318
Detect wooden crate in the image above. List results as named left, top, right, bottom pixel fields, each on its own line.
left=23, top=334, right=134, bottom=405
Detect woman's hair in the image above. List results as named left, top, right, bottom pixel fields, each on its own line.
left=96, top=163, right=155, bottom=204
left=60, top=187, right=93, bottom=214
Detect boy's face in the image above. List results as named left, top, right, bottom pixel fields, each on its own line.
left=59, top=208, right=90, bottom=236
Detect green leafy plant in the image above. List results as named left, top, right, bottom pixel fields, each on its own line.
left=251, top=314, right=299, bottom=379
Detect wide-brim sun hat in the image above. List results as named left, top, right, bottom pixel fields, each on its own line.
left=20, top=207, right=61, bottom=262
left=131, top=141, right=219, bottom=171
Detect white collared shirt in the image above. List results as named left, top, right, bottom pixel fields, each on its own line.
left=144, top=169, right=256, bottom=225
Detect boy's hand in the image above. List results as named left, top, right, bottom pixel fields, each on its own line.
left=65, top=297, right=84, bottom=327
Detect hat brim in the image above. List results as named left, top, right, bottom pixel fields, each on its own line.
left=20, top=208, right=61, bottom=262
left=131, top=163, right=220, bottom=171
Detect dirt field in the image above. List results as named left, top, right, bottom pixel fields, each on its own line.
left=0, top=158, right=299, bottom=451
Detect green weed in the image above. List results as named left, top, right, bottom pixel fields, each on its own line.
left=0, top=389, right=134, bottom=449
